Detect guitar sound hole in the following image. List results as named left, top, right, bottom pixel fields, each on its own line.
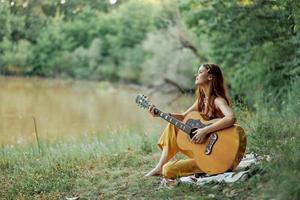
left=189, top=128, right=198, bottom=139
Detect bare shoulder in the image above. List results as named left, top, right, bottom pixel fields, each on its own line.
left=214, top=96, right=230, bottom=108
left=214, top=96, right=235, bottom=120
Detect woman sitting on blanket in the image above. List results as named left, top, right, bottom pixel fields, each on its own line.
left=145, top=63, right=236, bottom=178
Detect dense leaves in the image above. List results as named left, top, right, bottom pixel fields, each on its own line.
left=0, top=0, right=299, bottom=108
left=0, top=0, right=169, bottom=81
left=179, top=0, right=299, bottom=108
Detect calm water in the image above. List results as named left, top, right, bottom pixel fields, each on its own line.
left=0, top=77, right=193, bottom=147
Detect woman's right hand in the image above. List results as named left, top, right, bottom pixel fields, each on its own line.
left=148, top=105, right=158, bottom=117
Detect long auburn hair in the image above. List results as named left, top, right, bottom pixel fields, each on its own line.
left=196, top=63, right=230, bottom=118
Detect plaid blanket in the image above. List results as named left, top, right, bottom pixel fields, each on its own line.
left=159, top=152, right=267, bottom=188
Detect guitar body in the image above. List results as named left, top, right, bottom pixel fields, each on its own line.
left=177, top=111, right=247, bottom=175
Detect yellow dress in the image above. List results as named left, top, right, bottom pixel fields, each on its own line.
left=157, top=123, right=203, bottom=178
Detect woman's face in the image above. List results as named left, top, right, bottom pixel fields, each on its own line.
left=194, top=65, right=211, bottom=86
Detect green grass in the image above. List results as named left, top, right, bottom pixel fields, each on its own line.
left=0, top=106, right=299, bottom=200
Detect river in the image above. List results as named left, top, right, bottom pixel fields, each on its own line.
left=0, top=76, right=194, bottom=147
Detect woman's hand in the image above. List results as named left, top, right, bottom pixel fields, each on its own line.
left=191, top=128, right=208, bottom=144
left=148, top=105, right=158, bottom=117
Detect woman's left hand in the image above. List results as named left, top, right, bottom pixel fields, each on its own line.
left=191, top=128, right=208, bottom=144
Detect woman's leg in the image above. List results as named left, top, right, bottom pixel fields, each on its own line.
left=145, top=145, right=169, bottom=176
left=145, top=123, right=180, bottom=177
left=162, top=159, right=203, bottom=178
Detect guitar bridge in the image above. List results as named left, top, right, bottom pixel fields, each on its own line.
left=204, top=133, right=218, bottom=155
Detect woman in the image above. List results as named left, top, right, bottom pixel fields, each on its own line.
left=145, top=63, right=236, bottom=178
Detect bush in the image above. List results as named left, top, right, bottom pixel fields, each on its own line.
left=0, top=38, right=33, bottom=74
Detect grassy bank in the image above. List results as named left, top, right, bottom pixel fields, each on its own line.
left=0, top=106, right=299, bottom=200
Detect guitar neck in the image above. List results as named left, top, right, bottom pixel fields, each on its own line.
left=152, top=107, right=191, bottom=134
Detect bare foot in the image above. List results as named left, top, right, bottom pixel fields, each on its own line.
left=144, top=166, right=162, bottom=177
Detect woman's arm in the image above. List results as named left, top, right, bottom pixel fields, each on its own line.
left=191, top=97, right=236, bottom=144
left=203, top=97, right=236, bottom=134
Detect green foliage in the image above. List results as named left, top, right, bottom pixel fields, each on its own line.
left=179, top=0, right=300, bottom=108
left=0, top=0, right=169, bottom=81
left=117, top=46, right=146, bottom=82
left=31, top=16, right=71, bottom=76
left=0, top=3, right=13, bottom=40
left=1, top=0, right=298, bottom=110
left=0, top=38, right=33, bottom=74
left=68, top=38, right=102, bottom=79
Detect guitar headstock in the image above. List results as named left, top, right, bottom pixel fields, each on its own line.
left=135, top=94, right=151, bottom=109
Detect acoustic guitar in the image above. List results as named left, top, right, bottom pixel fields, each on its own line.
left=135, top=94, right=247, bottom=175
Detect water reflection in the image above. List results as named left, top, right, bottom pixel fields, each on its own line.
left=0, top=76, right=193, bottom=146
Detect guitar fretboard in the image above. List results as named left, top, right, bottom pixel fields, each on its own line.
left=152, top=107, right=191, bottom=134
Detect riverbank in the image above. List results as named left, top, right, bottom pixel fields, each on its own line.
left=0, top=106, right=299, bottom=199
